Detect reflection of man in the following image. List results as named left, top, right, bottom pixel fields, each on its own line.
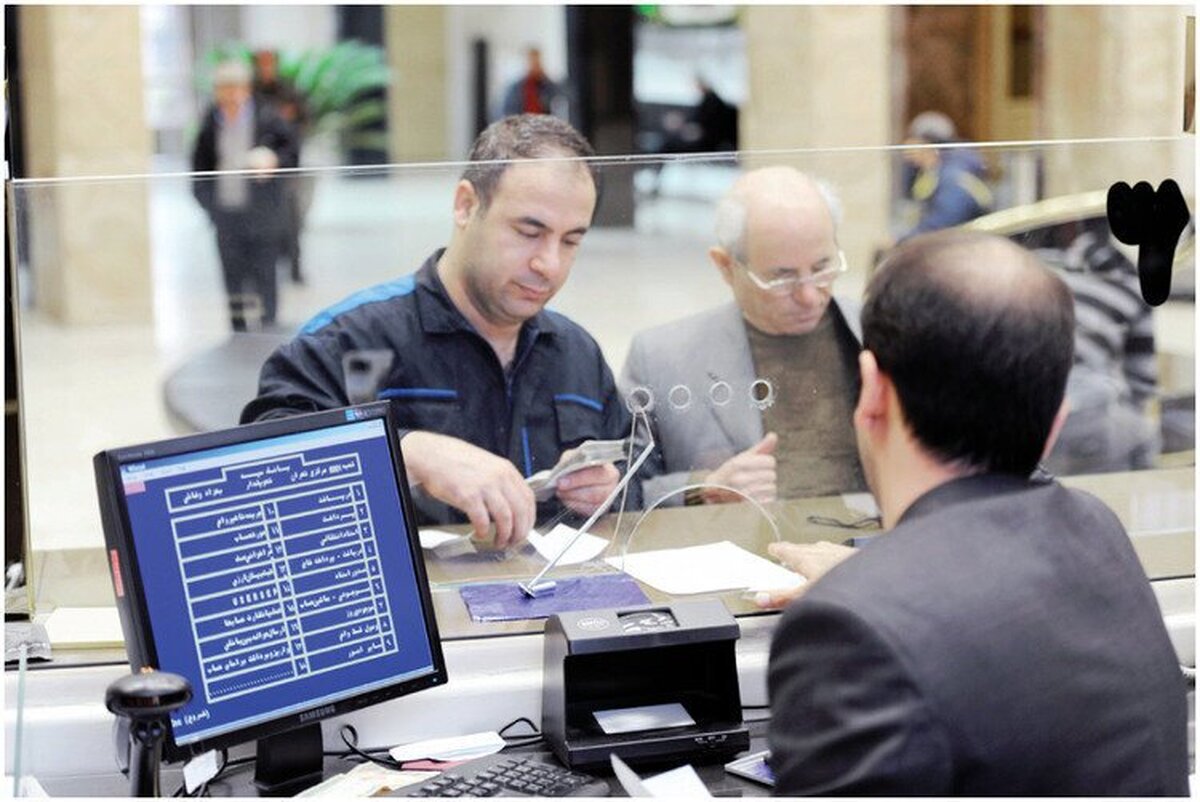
left=1035, top=219, right=1160, bottom=474
left=621, top=167, right=865, bottom=506
left=242, top=115, right=624, bottom=547
left=898, top=111, right=992, bottom=241
left=767, top=231, right=1187, bottom=794
left=193, top=60, right=299, bottom=332
left=501, top=48, right=564, bottom=118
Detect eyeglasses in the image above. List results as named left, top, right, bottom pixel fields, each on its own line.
left=739, top=250, right=848, bottom=293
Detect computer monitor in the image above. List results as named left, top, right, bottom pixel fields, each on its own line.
left=94, top=403, right=446, bottom=793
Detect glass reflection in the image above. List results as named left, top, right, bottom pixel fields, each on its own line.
left=9, top=138, right=1194, bottom=641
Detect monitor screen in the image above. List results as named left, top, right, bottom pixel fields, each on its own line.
left=94, top=404, right=446, bottom=764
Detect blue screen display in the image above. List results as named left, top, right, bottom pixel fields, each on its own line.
left=117, top=418, right=436, bottom=746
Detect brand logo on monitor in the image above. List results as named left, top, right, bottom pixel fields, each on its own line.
left=300, top=704, right=337, bottom=723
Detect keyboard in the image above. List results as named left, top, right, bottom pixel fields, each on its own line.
left=402, top=754, right=609, bottom=797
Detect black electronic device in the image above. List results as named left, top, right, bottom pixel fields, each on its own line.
left=94, top=403, right=447, bottom=795
left=106, top=670, right=193, bottom=796
left=541, top=599, right=750, bottom=770
left=400, top=754, right=610, bottom=797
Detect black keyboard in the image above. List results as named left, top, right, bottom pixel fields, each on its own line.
left=402, top=754, right=609, bottom=797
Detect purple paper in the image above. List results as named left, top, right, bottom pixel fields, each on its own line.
left=459, top=573, right=650, bottom=622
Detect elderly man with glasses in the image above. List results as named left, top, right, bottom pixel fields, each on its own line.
left=621, top=166, right=866, bottom=507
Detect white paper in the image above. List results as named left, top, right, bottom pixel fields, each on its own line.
left=610, top=755, right=653, bottom=797
left=183, top=750, right=219, bottom=794
left=527, top=523, right=608, bottom=566
left=296, top=763, right=438, bottom=797
left=642, top=764, right=712, bottom=797
left=608, top=541, right=804, bottom=595
left=610, top=755, right=712, bottom=798
left=593, top=702, right=695, bottom=734
left=388, top=730, right=505, bottom=762
left=418, top=528, right=468, bottom=549
left=841, top=492, right=881, bottom=518
left=42, top=606, right=124, bottom=648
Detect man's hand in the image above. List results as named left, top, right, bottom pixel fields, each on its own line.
left=701, top=432, right=778, bottom=504
left=400, top=431, right=534, bottom=549
left=556, top=463, right=620, bottom=516
left=754, top=540, right=857, bottom=610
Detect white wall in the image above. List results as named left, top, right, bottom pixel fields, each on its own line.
left=240, top=5, right=336, bottom=52
left=444, top=6, right=566, bottom=159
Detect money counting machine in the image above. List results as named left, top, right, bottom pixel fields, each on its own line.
left=541, top=599, right=750, bottom=770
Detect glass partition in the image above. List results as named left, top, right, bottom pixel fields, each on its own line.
left=10, top=137, right=1194, bottom=647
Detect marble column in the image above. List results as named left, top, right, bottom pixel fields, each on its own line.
left=17, top=5, right=154, bottom=324
left=1042, top=6, right=1191, bottom=197
left=384, top=6, right=449, bottom=162
left=741, top=6, right=892, bottom=280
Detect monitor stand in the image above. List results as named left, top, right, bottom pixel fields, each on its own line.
left=253, top=723, right=324, bottom=796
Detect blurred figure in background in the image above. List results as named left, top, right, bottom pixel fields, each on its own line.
left=897, top=111, right=992, bottom=241
left=253, top=49, right=311, bottom=285
left=193, top=59, right=299, bottom=332
left=500, top=47, right=566, bottom=118
left=660, top=76, right=739, bottom=154
left=1034, top=218, right=1161, bottom=474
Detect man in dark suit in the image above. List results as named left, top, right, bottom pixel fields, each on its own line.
left=193, top=60, right=299, bottom=331
left=766, top=230, right=1188, bottom=795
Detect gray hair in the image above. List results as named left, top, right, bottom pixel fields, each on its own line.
left=714, top=174, right=843, bottom=261
left=212, top=59, right=253, bottom=87
left=908, top=111, right=957, bottom=144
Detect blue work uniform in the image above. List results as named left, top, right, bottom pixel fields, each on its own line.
left=241, top=250, right=634, bottom=525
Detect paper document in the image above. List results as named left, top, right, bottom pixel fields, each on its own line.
left=418, top=528, right=468, bottom=550
left=296, top=763, right=437, bottom=797
left=610, top=754, right=711, bottom=798
left=594, top=702, right=695, bottom=734
left=389, top=731, right=505, bottom=762
left=527, top=523, right=608, bottom=566
left=607, top=541, right=804, bottom=595
left=43, top=606, right=124, bottom=648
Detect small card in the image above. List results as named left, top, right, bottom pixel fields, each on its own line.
left=593, top=702, right=696, bottom=735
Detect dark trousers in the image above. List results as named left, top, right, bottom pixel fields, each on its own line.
left=213, top=211, right=280, bottom=331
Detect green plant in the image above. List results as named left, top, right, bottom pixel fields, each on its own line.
left=199, top=40, right=393, bottom=152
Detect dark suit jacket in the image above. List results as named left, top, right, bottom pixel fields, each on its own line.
left=767, top=474, right=1188, bottom=795
left=191, top=100, right=299, bottom=229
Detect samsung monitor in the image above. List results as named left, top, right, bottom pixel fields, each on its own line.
left=94, top=403, right=446, bottom=793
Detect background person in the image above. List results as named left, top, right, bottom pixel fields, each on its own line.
left=1034, top=218, right=1161, bottom=474
left=500, top=47, right=566, bottom=118
left=620, top=167, right=865, bottom=507
left=242, top=115, right=625, bottom=547
left=896, top=110, right=992, bottom=241
left=192, top=59, right=299, bottom=332
left=253, top=48, right=311, bottom=285
left=767, top=230, right=1188, bottom=795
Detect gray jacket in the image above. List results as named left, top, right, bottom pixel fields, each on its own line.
left=618, top=297, right=861, bottom=506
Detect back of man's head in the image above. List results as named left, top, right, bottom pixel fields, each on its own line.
left=862, top=230, right=1075, bottom=476
left=462, top=114, right=597, bottom=210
